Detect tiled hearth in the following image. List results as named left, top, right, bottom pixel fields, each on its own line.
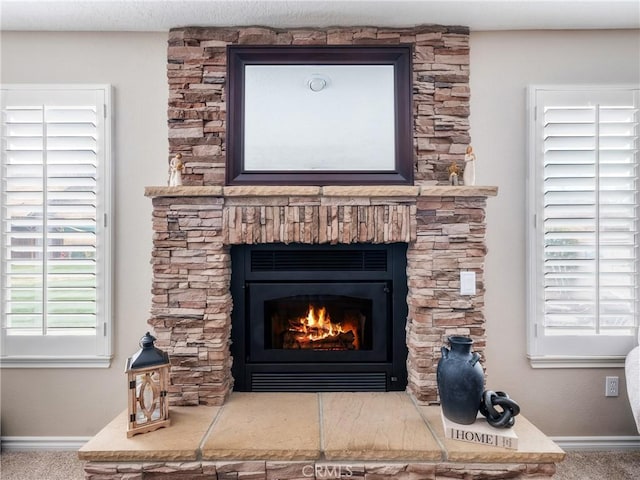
left=80, top=392, right=565, bottom=479
left=80, top=392, right=564, bottom=480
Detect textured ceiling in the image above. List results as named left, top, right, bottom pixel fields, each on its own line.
left=1, top=0, right=639, bottom=32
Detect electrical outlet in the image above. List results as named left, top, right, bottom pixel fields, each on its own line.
left=605, top=376, right=619, bottom=397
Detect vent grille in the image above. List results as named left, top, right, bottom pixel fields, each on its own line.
left=251, top=249, right=387, bottom=272
left=251, top=372, right=387, bottom=392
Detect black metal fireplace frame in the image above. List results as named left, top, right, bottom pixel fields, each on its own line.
left=230, top=243, right=408, bottom=392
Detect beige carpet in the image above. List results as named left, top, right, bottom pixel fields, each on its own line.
left=554, top=451, right=640, bottom=479
left=1, top=451, right=85, bottom=480
left=1, top=450, right=639, bottom=479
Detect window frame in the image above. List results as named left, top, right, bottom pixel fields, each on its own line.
left=526, top=84, right=639, bottom=368
left=0, top=84, right=113, bottom=368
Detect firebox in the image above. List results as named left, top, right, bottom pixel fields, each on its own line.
left=230, top=243, right=408, bottom=392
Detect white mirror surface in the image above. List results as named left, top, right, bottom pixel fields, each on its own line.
left=244, top=65, right=396, bottom=171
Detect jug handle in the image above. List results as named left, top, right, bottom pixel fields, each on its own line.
left=469, top=352, right=480, bottom=366
left=441, top=346, right=449, bottom=359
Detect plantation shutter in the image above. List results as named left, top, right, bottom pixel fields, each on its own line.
left=1, top=86, right=112, bottom=362
left=528, top=86, right=639, bottom=360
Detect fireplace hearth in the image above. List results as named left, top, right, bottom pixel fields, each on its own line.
left=230, top=243, right=408, bottom=392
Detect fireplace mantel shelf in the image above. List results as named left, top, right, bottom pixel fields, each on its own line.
left=144, top=185, right=498, bottom=199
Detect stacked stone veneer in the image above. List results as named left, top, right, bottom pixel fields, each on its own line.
left=85, top=460, right=556, bottom=479
left=147, top=186, right=493, bottom=406
left=167, top=25, right=470, bottom=185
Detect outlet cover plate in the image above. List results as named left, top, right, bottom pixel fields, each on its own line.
left=460, top=271, right=476, bottom=296
left=605, top=376, right=619, bottom=397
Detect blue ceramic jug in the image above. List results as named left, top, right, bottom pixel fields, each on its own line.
left=437, top=335, right=484, bottom=424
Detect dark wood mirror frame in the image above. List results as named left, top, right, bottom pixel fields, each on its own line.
left=226, top=45, right=414, bottom=185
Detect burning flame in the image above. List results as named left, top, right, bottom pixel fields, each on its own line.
left=301, top=305, right=341, bottom=339
left=289, top=304, right=360, bottom=349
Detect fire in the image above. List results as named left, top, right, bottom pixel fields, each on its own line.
left=301, top=305, right=341, bottom=339
left=288, top=304, right=360, bottom=350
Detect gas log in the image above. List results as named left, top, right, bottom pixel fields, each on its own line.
left=283, top=330, right=356, bottom=350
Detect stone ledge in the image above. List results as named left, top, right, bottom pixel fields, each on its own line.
left=79, top=406, right=220, bottom=462
left=145, top=186, right=223, bottom=197
left=201, top=392, right=321, bottom=460
left=419, top=186, right=498, bottom=197
left=418, top=406, right=565, bottom=464
left=223, top=186, right=323, bottom=197
left=321, top=186, right=421, bottom=197
left=322, top=392, right=441, bottom=461
left=79, top=393, right=564, bottom=465
left=144, top=185, right=498, bottom=199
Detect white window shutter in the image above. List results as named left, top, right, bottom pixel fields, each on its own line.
left=528, top=86, right=639, bottom=363
left=1, top=85, right=112, bottom=365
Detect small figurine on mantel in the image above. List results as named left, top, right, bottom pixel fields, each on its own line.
left=168, top=153, right=185, bottom=187
left=448, top=161, right=461, bottom=186
left=463, top=145, right=477, bottom=186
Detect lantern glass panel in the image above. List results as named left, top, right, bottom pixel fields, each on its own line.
left=135, top=371, right=161, bottom=425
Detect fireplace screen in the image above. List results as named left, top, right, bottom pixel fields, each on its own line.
left=266, top=295, right=372, bottom=351
left=247, top=281, right=388, bottom=363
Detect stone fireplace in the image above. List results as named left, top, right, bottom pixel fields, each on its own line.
left=80, top=25, right=567, bottom=480
left=146, top=25, right=498, bottom=407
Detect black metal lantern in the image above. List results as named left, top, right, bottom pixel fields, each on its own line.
left=125, top=332, right=170, bottom=437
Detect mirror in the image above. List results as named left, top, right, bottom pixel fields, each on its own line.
left=226, top=46, right=413, bottom=185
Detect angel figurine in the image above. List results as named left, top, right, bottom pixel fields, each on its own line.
left=463, top=145, right=476, bottom=186
left=168, top=153, right=185, bottom=187
left=448, top=161, right=461, bottom=186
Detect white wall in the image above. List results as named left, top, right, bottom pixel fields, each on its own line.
left=471, top=29, right=640, bottom=436
left=1, top=29, right=639, bottom=438
left=0, top=32, right=168, bottom=436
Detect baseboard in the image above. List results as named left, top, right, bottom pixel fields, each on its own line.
left=1, top=436, right=91, bottom=452
left=3, top=435, right=639, bottom=453
left=552, top=436, right=640, bottom=451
